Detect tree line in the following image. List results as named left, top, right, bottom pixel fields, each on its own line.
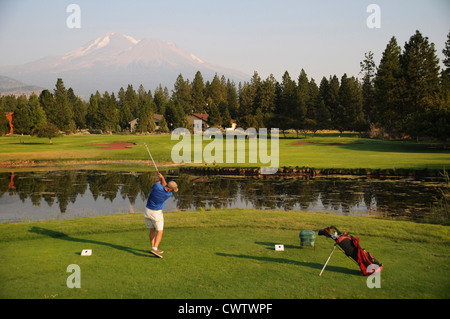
left=1, top=29, right=449, bottom=142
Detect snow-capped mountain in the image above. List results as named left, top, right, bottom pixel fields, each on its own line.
left=60, top=32, right=139, bottom=66
left=0, top=32, right=249, bottom=98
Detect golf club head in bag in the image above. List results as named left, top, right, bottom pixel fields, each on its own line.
left=318, top=226, right=340, bottom=239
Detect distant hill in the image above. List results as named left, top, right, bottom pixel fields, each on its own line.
left=0, top=76, right=44, bottom=97
left=0, top=32, right=249, bottom=99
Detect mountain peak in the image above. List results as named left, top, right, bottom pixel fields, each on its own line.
left=0, top=32, right=249, bottom=98
left=103, top=31, right=140, bottom=44
left=62, top=32, right=139, bottom=60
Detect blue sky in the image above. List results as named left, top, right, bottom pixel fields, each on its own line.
left=0, top=0, right=449, bottom=83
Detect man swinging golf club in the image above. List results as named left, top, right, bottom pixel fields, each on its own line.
left=145, top=171, right=178, bottom=258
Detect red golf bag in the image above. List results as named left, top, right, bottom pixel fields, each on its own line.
left=319, top=226, right=383, bottom=276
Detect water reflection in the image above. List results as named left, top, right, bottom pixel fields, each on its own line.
left=0, top=170, right=443, bottom=222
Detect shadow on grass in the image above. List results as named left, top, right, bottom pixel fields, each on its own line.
left=9, top=142, right=49, bottom=145
left=280, top=133, right=359, bottom=139
left=28, top=226, right=151, bottom=257
left=216, top=252, right=360, bottom=276
left=255, top=241, right=302, bottom=250
left=307, top=139, right=448, bottom=154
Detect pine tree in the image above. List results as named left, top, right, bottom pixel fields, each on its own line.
left=38, top=90, right=55, bottom=125
left=236, top=72, right=265, bottom=129
left=327, top=75, right=340, bottom=130
left=98, top=91, right=119, bottom=133
left=68, top=88, right=87, bottom=129
left=208, top=102, right=221, bottom=127
left=191, top=71, right=206, bottom=113
left=272, top=71, right=296, bottom=135
left=164, top=100, right=184, bottom=130
left=136, top=92, right=156, bottom=133
left=86, top=93, right=100, bottom=130
left=226, top=80, right=239, bottom=119
left=374, top=36, right=402, bottom=135
left=53, top=78, right=74, bottom=132
left=220, top=75, right=228, bottom=103
left=360, top=51, right=377, bottom=124
left=336, top=75, right=364, bottom=135
left=260, top=74, right=277, bottom=127
left=318, top=77, right=331, bottom=130
left=424, top=30, right=450, bottom=145
left=124, top=84, right=138, bottom=119
left=117, top=87, right=132, bottom=130
left=28, top=93, right=47, bottom=129
left=305, top=78, right=319, bottom=134
left=400, top=30, right=441, bottom=140
left=352, top=78, right=367, bottom=134
left=238, top=81, right=253, bottom=120
left=440, top=31, right=450, bottom=111
left=13, top=95, right=32, bottom=135
left=0, top=103, right=9, bottom=135
left=315, top=98, right=330, bottom=131
left=153, top=84, right=170, bottom=115
left=207, top=74, right=224, bottom=108
left=158, top=115, right=169, bottom=133
left=173, top=74, right=192, bottom=115
left=293, top=69, right=309, bottom=135
left=222, top=106, right=232, bottom=128
left=439, top=30, right=450, bottom=107
left=250, top=71, right=263, bottom=116
left=137, top=84, right=147, bottom=100
left=442, top=29, right=450, bottom=77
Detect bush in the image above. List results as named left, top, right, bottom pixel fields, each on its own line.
left=32, top=123, right=60, bottom=144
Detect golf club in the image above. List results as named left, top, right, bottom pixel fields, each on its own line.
left=319, top=243, right=337, bottom=276
left=144, top=142, right=159, bottom=174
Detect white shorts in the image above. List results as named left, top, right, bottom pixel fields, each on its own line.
left=144, top=208, right=164, bottom=231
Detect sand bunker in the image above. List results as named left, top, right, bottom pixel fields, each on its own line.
left=322, top=142, right=364, bottom=145
left=83, top=142, right=136, bottom=149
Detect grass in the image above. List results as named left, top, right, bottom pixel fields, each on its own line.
left=0, top=134, right=175, bottom=164
left=0, top=133, right=449, bottom=171
left=0, top=209, right=449, bottom=299
left=1, top=133, right=448, bottom=299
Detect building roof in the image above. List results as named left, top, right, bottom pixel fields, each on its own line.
left=154, top=114, right=163, bottom=122
left=189, top=113, right=209, bottom=122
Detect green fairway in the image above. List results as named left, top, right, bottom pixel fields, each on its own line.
left=1, top=209, right=448, bottom=299
left=0, top=134, right=175, bottom=164
left=0, top=133, right=449, bottom=171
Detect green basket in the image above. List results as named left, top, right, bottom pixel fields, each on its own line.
left=299, top=230, right=316, bottom=248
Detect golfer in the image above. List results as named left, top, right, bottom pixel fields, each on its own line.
left=145, top=172, right=178, bottom=258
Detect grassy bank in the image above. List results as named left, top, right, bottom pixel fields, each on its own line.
left=0, top=209, right=448, bottom=299
left=1, top=133, right=449, bottom=171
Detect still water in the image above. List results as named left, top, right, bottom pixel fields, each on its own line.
left=0, top=170, right=444, bottom=223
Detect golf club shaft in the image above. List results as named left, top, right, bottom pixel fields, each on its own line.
left=144, top=142, right=159, bottom=173
left=319, top=244, right=337, bottom=276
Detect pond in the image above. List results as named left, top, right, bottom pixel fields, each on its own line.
left=0, top=170, right=444, bottom=223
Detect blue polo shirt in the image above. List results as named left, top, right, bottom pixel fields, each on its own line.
left=146, top=182, right=173, bottom=210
